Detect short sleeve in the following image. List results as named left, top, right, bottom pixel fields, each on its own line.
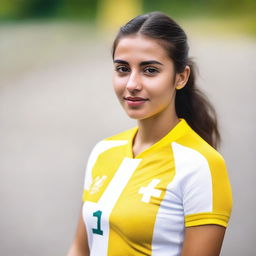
left=184, top=154, right=232, bottom=227
left=172, top=142, right=232, bottom=228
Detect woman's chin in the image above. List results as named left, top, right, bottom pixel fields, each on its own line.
left=125, top=111, right=153, bottom=121
left=125, top=111, right=146, bottom=120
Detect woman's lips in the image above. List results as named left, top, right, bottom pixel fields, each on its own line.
left=124, top=96, right=149, bottom=107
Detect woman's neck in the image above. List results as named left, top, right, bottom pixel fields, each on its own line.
left=133, top=110, right=180, bottom=157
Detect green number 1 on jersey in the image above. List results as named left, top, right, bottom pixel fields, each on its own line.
left=92, top=210, right=103, bottom=235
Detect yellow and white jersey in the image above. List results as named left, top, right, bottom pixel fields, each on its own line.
left=82, top=119, right=232, bottom=256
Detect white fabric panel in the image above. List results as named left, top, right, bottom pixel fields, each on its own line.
left=83, top=140, right=128, bottom=190
left=171, top=142, right=213, bottom=215
left=151, top=186, right=184, bottom=256
left=151, top=142, right=213, bottom=256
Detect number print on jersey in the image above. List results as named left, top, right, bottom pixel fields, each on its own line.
left=92, top=210, right=103, bottom=235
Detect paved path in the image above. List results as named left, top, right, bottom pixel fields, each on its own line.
left=0, top=22, right=255, bottom=255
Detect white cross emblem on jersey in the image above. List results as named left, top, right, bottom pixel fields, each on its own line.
left=138, top=179, right=162, bottom=203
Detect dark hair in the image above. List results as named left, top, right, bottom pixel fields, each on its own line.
left=112, top=12, right=220, bottom=149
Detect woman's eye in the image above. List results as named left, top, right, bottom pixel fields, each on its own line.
left=115, top=66, right=130, bottom=73
left=144, top=67, right=159, bottom=74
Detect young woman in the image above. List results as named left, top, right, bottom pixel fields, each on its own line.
left=68, top=12, right=232, bottom=256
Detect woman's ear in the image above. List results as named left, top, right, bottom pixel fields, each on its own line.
left=175, top=65, right=190, bottom=90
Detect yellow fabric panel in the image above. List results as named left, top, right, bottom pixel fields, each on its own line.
left=185, top=212, right=230, bottom=228
left=134, top=120, right=189, bottom=159
left=108, top=143, right=176, bottom=255
left=82, top=143, right=128, bottom=203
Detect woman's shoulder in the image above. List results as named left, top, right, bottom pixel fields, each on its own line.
left=103, top=127, right=138, bottom=142
left=175, top=125, right=226, bottom=168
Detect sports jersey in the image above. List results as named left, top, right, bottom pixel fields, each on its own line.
left=82, top=119, right=232, bottom=256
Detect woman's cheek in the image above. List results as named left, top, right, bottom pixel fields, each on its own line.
left=114, top=77, right=127, bottom=94
left=113, top=84, right=124, bottom=100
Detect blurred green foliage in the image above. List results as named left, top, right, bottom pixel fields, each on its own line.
left=143, top=0, right=256, bottom=17
left=0, top=0, right=255, bottom=36
left=0, top=0, right=255, bottom=21
left=0, top=0, right=98, bottom=20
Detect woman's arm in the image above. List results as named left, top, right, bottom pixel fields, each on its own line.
left=67, top=210, right=90, bottom=256
left=181, top=224, right=226, bottom=256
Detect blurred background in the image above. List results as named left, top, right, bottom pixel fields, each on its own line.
left=0, top=0, right=255, bottom=255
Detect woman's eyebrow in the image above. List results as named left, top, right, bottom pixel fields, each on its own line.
left=113, top=59, right=163, bottom=66
left=113, top=59, right=128, bottom=64
left=140, top=60, right=163, bottom=66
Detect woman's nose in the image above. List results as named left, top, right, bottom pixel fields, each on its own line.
left=126, top=71, right=142, bottom=92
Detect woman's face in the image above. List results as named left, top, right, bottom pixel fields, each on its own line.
left=113, top=35, right=181, bottom=121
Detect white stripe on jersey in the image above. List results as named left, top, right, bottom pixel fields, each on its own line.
left=83, top=156, right=141, bottom=256
left=151, top=142, right=213, bottom=256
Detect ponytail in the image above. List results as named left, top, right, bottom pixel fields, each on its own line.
left=175, top=60, right=220, bottom=149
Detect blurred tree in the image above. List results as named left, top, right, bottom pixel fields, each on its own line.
left=142, top=0, right=256, bottom=18
left=0, top=0, right=98, bottom=20
left=21, top=0, right=63, bottom=18
left=212, top=0, right=256, bottom=15
left=142, top=0, right=212, bottom=18
left=0, top=0, right=23, bottom=20
left=0, top=0, right=255, bottom=21
left=59, top=0, right=98, bottom=20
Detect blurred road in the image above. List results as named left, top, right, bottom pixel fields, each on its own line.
left=0, top=22, right=255, bottom=255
